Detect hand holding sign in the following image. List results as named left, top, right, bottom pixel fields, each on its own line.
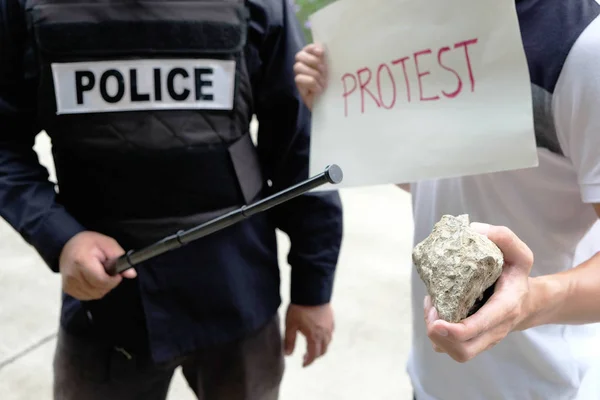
left=294, top=44, right=329, bottom=110
left=306, top=0, right=538, bottom=188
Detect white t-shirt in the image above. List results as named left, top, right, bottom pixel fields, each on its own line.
left=408, top=10, right=600, bottom=400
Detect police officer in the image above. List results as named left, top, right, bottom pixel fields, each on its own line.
left=0, top=0, right=343, bottom=399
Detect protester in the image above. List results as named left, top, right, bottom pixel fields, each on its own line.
left=294, top=0, right=600, bottom=398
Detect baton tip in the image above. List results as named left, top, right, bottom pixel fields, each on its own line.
left=324, top=164, right=343, bottom=184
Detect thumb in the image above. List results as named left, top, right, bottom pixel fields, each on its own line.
left=471, top=222, right=534, bottom=270
left=299, top=89, right=313, bottom=111
left=284, top=324, right=298, bottom=356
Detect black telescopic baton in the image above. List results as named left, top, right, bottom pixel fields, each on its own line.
left=103, top=164, right=343, bottom=276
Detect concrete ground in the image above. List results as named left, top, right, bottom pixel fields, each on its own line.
left=0, top=132, right=416, bottom=399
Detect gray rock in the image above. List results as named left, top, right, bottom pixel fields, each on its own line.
left=412, top=214, right=504, bottom=323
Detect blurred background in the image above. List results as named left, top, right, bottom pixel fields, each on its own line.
left=292, top=0, right=337, bottom=42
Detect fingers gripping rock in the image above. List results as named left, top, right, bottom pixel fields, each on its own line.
left=413, top=214, right=504, bottom=323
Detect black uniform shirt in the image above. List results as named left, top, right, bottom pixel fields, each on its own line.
left=0, top=0, right=343, bottom=363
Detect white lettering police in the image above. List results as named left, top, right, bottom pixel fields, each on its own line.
left=51, top=59, right=236, bottom=114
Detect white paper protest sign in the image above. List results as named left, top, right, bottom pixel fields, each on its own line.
left=307, top=0, right=538, bottom=189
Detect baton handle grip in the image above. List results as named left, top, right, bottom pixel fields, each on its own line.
left=104, top=251, right=132, bottom=276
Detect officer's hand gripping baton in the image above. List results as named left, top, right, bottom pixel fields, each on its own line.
left=103, top=164, right=343, bottom=276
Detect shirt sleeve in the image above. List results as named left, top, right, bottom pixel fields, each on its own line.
left=0, top=0, right=86, bottom=273
left=248, top=0, right=344, bottom=306
left=553, top=16, right=600, bottom=204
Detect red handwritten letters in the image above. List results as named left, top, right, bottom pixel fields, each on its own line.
left=341, top=38, right=478, bottom=117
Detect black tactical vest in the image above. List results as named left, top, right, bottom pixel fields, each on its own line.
left=22, top=0, right=264, bottom=247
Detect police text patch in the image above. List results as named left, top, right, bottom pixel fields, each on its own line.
left=51, top=59, right=236, bottom=114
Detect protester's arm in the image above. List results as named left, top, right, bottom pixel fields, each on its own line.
left=517, top=23, right=600, bottom=328
left=249, top=0, right=343, bottom=307
left=0, top=0, right=86, bottom=273
left=521, top=219, right=600, bottom=328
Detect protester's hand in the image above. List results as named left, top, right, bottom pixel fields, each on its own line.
left=424, top=222, right=534, bottom=363
left=294, top=43, right=328, bottom=110
left=284, top=303, right=334, bottom=367
left=59, top=231, right=137, bottom=301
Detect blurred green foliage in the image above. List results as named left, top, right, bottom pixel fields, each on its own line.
left=292, top=0, right=338, bottom=43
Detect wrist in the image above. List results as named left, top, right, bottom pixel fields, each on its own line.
left=290, top=288, right=333, bottom=306
left=517, top=275, right=569, bottom=330
left=31, top=209, right=86, bottom=273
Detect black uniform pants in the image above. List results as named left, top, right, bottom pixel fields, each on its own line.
left=53, top=315, right=284, bottom=400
